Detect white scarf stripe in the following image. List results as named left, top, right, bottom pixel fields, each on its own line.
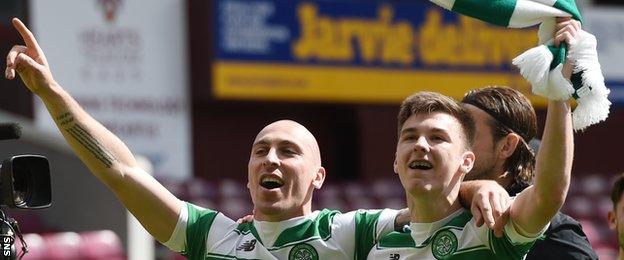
left=508, top=1, right=570, bottom=28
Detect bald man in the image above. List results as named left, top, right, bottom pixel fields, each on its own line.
left=4, top=18, right=507, bottom=259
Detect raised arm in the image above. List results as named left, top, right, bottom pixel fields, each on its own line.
left=4, top=18, right=182, bottom=243
left=510, top=18, right=577, bottom=235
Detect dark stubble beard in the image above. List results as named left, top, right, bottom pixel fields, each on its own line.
left=465, top=160, right=498, bottom=181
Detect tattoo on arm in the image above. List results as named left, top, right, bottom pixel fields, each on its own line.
left=56, top=112, right=117, bottom=168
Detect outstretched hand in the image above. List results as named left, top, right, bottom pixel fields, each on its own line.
left=5, top=18, right=56, bottom=94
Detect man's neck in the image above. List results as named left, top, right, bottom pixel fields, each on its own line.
left=254, top=205, right=312, bottom=222
left=408, top=191, right=462, bottom=223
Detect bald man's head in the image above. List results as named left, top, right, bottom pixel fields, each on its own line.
left=254, top=120, right=322, bottom=166
left=247, top=120, right=326, bottom=221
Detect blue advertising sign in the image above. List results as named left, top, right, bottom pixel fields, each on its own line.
left=212, top=0, right=543, bottom=104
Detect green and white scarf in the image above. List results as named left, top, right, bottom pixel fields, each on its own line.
left=430, top=0, right=610, bottom=131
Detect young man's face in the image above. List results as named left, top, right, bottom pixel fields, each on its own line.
left=463, top=104, right=500, bottom=181
left=247, top=121, right=325, bottom=221
left=394, top=112, right=474, bottom=197
left=608, top=193, right=624, bottom=250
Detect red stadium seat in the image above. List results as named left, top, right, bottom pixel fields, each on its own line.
left=564, top=195, right=593, bottom=219
left=78, top=230, right=124, bottom=259
left=594, top=244, right=618, bottom=260
left=580, top=174, right=609, bottom=197
left=344, top=182, right=366, bottom=198
left=161, top=179, right=189, bottom=200
left=578, top=218, right=604, bottom=246
left=43, top=232, right=82, bottom=259
left=20, top=233, right=47, bottom=260
left=220, top=179, right=249, bottom=199
left=220, top=198, right=253, bottom=218
left=381, top=198, right=406, bottom=210
left=371, top=179, right=404, bottom=199
left=317, top=197, right=347, bottom=211
left=317, top=183, right=341, bottom=200
left=187, top=178, right=217, bottom=201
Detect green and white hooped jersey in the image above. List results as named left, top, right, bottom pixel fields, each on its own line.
left=163, top=202, right=398, bottom=260
left=368, top=209, right=546, bottom=260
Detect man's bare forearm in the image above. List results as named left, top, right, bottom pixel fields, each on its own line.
left=38, top=84, right=182, bottom=243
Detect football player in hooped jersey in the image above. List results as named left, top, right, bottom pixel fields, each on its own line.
left=5, top=18, right=509, bottom=260
left=367, top=19, right=577, bottom=260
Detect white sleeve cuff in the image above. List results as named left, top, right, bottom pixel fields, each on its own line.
left=504, top=218, right=549, bottom=244
left=162, top=202, right=188, bottom=252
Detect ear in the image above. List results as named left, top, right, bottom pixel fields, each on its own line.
left=497, top=133, right=521, bottom=160
left=460, top=151, right=475, bottom=175
left=608, top=210, right=618, bottom=230
left=312, top=167, right=326, bottom=189
left=393, top=156, right=399, bottom=174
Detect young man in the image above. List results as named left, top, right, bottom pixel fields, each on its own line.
left=367, top=18, right=576, bottom=259
left=608, top=174, right=624, bottom=260
left=4, top=18, right=504, bottom=259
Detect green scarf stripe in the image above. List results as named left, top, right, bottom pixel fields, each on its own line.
left=548, top=45, right=567, bottom=70
left=184, top=204, right=219, bottom=260
left=571, top=71, right=585, bottom=99
left=452, top=0, right=517, bottom=27
left=554, top=0, right=583, bottom=22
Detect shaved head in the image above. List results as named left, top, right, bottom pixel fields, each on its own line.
left=254, top=120, right=322, bottom=166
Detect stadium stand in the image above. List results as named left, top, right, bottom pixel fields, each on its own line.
left=21, top=230, right=124, bottom=260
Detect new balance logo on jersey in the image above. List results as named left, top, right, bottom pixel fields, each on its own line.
left=389, top=253, right=400, bottom=260
left=236, top=239, right=257, bottom=251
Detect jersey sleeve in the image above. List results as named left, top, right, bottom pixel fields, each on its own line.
left=162, top=202, right=235, bottom=259
left=331, top=209, right=398, bottom=260
left=487, top=217, right=549, bottom=258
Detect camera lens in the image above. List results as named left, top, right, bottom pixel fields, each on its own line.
left=11, top=164, right=32, bottom=207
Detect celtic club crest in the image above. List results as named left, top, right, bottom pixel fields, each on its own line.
left=288, top=243, right=319, bottom=260
left=431, top=230, right=458, bottom=259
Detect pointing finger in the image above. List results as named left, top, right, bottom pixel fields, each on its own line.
left=478, top=195, right=495, bottom=229
left=11, top=18, right=44, bottom=57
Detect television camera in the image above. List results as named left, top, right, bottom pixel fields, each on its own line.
left=0, top=123, right=52, bottom=259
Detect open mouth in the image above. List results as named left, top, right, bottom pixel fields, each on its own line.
left=260, top=175, right=284, bottom=189
left=408, top=160, right=433, bottom=170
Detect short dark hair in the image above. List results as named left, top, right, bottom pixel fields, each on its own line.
left=612, top=174, right=624, bottom=209
left=397, top=91, right=475, bottom=149
left=461, top=87, right=537, bottom=196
